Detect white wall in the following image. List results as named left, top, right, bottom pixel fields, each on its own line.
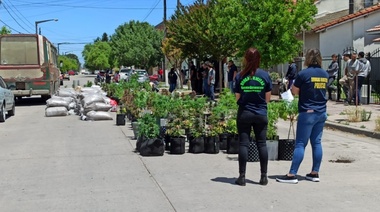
left=315, top=0, right=349, bottom=16
left=315, top=11, right=380, bottom=56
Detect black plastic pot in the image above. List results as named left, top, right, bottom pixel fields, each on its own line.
left=170, top=137, right=186, bottom=154
left=204, top=136, right=220, bottom=154
left=227, top=134, right=239, bottom=154
left=116, top=114, right=126, bottom=126
left=140, top=137, right=165, bottom=156
left=278, top=139, right=295, bottom=161
left=189, top=136, right=204, bottom=153
left=219, top=133, right=228, bottom=150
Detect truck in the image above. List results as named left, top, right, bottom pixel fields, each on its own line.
left=0, top=34, right=61, bottom=100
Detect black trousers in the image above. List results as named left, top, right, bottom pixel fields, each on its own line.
left=237, top=109, right=268, bottom=175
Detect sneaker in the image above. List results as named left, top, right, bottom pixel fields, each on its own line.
left=276, top=174, right=298, bottom=184
left=259, top=174, right=268, bottom=185
left=305, top=173, right=320, bottom=182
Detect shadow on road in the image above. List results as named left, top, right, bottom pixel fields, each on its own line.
left=211, top=177, right=258, bottom=185
left=15, top=96, right=46, bottom=107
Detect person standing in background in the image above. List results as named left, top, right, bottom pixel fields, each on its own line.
left=326, top=54, right=339, bottom=100
left=189, top=61, right=197, bottom=93
left=207, top=62, right=216, bottom=101
left=228, top=60, right=238, bottom=93
left=286, top=60, right=297, bottom=90
left=168, top=68, right=177, bottom=93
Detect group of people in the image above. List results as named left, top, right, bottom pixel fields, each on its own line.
left=168, top=61, right=217, bottom=101
left=339, top=51, right=371, bottom=105
left=234, top=47, right=329, bottom=185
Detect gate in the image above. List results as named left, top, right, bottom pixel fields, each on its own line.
left=367, top=48, right=380, bottom=104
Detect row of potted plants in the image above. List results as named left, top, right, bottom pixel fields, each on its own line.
left=102, top=75, right=299, bottom=159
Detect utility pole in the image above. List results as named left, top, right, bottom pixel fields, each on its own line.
left=163, top=0, right=167, bottom=75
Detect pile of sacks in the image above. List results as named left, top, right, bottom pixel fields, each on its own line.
left=45, top=85, right=116, bottom=121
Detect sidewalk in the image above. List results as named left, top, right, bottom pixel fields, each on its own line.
left=324, top=100, right=380, bottom=139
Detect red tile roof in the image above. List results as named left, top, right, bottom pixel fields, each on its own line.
left=374, top=37, right=380, bottom=43
left=313, top=3, right=380, bottom=32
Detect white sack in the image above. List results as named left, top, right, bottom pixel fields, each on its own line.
left=45, top=107, right=68, bottom=117
left=85, top=111, right=113, bottom=121
left=46, top=98, right=70, bottom=109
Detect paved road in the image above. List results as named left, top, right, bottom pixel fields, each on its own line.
left=1, top=77, right=380, bottom=211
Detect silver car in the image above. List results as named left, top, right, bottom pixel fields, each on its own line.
left=135, top=69, right=149, bottom=83
left=0, top=76, right=15, bottom=122
left=119, top=68, right=133, bottom=81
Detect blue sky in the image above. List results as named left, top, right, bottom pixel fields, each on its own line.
left=0, top=0, right=196, bottom=64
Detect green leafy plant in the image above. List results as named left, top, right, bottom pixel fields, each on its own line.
left=267, top=101, right=281, bottom=140
left=137, top=113, right=160, bottom=139
left=85, top=80, right=93, bottom=87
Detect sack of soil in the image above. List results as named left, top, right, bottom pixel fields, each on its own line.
left=83, top=102, right=112, bottom=114
left=45, top=107, right=68, bottom=117
left=46, top=99, right=70, bottom=109
left=81, top=94, right=105, bottom=108
left=85, top=111, right=113, bottom=121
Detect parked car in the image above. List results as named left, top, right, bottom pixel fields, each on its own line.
left=135, top=69, right=149, bottom=83
left=119, top=68, right=133, bottom=81
left=0, top=76, right=15, bottom=122
left=68, top=70, right=76, bottom=75
left=149, top=74, right=159, bottom=82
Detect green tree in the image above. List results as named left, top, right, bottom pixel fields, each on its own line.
left=58, top=55, right=79, bottom=73
left=0, top=26, right=11, bottom=35
left=109, top=20, right=163, bottom=70
left=65, top=53, right=80, bottom=70
left=211, top=0, right=317, bottom=68
left=82, top=41, right=112, bottom=71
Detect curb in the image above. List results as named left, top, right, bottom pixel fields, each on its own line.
left=325, top=120, right=380, bottom=140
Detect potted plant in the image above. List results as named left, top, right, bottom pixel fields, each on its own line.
left=269, top=72, right=281, bottom=95
left=116, top=105, right=127, bottom=126
left=188, top=96, right=207, bottom=153
left=166, top=97, right=186, bottom=154
left=266, top=101, right=281, bottom=160
left=278, top=98, right=298, bottom=161
left=136, top=113, right=164, bottom=156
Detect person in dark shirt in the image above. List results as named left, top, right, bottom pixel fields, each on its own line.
left=228, top=60, right=238, bottom=93
left=189, top=61, right=197, bottom=93
left=234, top=47, right=272, bottom=186
left=276, top=48, right=328, bottom=184
left=326, top=54, right=339, bottom=100
left=286, top=60, right=297, bottom=89
left=168, top=68, right=177, bottom=93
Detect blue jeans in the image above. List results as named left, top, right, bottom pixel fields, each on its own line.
left=209, top=84, right=215, bottom=100
left=228, top=81, right=235, bottom=93
left=203, top=80, right=209, bottom=97
left=353, top=76, right=365, bottom=104
left=169, top=83, right=176, bottom=93
left=289, top=112, right=327, bottom=175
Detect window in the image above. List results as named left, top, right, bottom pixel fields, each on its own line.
left=0, top=36, right=38, bottom=65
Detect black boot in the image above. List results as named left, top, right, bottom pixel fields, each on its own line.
left=235, top=173, right=246, bottom=186
left=260, top=173, right=268, bottom=185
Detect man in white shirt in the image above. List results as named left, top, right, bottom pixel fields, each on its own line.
left=355, top=52, right=371, bottom=105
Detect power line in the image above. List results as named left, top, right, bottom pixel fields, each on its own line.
left=13, top=2, right=174, bottom=10
left=4, top=0, right=34, bottom=30
left=143, top=0, right=162, bottom=22
left=0, top=3, right=32, bottom=33
left=0, top=19, right=23, bottom=33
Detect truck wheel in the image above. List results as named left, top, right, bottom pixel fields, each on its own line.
left=0, top=104, right=5, bottom=122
